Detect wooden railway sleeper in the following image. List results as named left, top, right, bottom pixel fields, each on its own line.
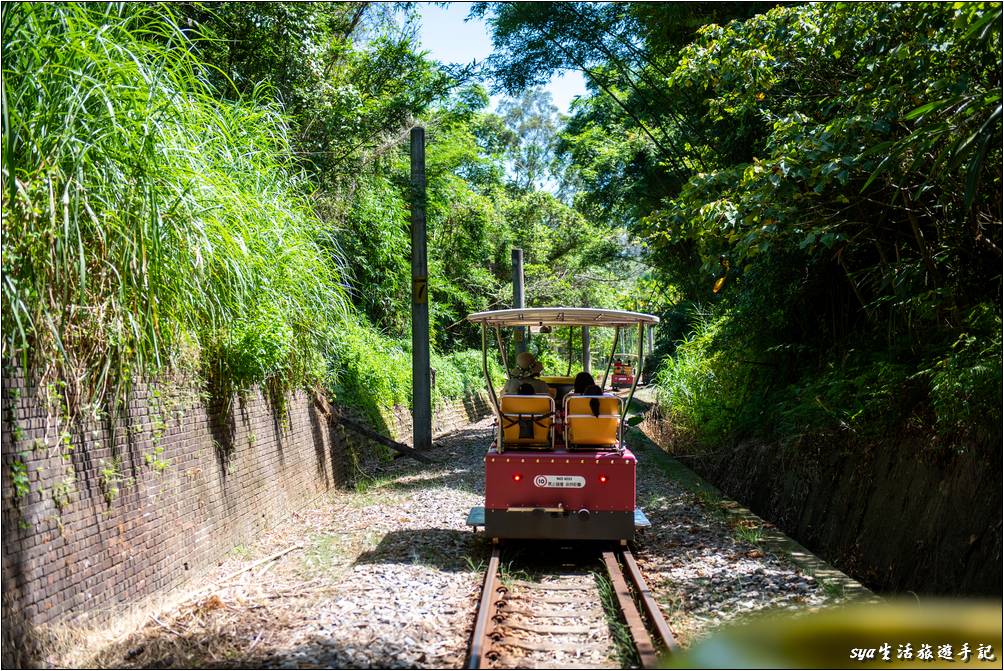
left=470, top=545, right=677, bottom=670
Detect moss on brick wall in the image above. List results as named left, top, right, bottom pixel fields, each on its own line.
left=1, top=372, right=492, bottom=666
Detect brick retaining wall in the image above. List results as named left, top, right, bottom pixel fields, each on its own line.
left=639, top=403, right=1001, bottom=597
left=0, top=372, right=492, bottom=664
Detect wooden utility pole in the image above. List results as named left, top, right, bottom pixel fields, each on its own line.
left=512, top=248, right=526, bottom=354
left=410, top=127, right=431, bottom=451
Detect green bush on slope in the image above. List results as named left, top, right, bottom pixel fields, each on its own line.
left=2, top=2, right=343, bottom=405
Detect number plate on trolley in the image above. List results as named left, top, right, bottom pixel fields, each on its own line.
left=533, top=475, right=585, bottom=488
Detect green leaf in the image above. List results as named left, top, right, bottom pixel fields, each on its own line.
left=948, top=104, right=1002, bottom=171
left=904, top=98, right=949, bottom=120
left=961, top=7, right=1002, bottom=41
left=963, top=126, right=995, bottom=212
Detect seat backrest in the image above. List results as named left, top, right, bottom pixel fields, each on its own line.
left=564, top=395, right=621, bottom=447
left=500, top=395, right=554, bottom=448
left=565, top=395, right=620, bottom=416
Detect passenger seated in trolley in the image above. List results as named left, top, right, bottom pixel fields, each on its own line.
left=498, top=361, right=621, bottom=451
left=571, top=371, right=595, bottom=395
left=503, top=352, right=550, bottom=395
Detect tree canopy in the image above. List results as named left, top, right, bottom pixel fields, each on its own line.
left=0, top=1, right=632, bottom=424
left=2, top=1, right=999, bottom=448
left=477, top=1, right=1002, bottom=446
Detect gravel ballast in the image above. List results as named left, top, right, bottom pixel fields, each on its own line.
left=66, top=413, right=851, bottom=668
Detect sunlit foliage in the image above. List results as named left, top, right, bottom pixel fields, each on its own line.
left=480, top=2, right=1003, bottom=446
left=1, top=1, right=633, bottom=425
left=2, top=3, right=344, bottom=408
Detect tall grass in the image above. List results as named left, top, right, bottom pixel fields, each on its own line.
left=653, top=308, right=734, bottom=445
left=1, top=3, right=346, bottom=409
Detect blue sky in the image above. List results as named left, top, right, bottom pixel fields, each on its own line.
left=415, top=2, right=588, bottom=115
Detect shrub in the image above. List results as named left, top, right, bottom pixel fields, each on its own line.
left=327, top=317, right=503, bottom=430
left=327, top=319, right=411, bottom=428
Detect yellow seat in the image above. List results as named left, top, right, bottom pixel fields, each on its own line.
left=564, top=395, right=622, bottom=448
left=499, top=395, right=554, bottom=450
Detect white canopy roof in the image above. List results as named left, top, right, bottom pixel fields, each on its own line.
left=466, top=307, right=659, bottom=327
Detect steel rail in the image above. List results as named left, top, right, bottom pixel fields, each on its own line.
left=601, top=550, right=660, bottom=669
left=620, top=548, right=679, bottom=654
left=466, top=545, right=503, bottom=669
left=468, top=545, right=677, bottom=669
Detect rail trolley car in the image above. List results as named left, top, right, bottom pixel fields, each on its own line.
left=464, top=307, right=659, bottom=543
left=610, top=352, right=639, bottom=390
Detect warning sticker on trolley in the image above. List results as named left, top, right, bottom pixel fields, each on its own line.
left=533, top=475, right=585, bottom=488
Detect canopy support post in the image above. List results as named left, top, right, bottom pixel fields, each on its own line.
left=601, top=326, right=620, bottom=390
left=566, top=326, right=574, bottom=376
left=482, top=323, right=500, bottom=418
left=494, top=325, right=509, bottom=377
left=623, top=323, right=645, bottom=421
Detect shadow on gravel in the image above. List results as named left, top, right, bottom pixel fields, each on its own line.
left=259, top=633, right=451, bottom=669
left=366, top=468, right=482, bottom=495
left=353, top=528, right=490, bottom=572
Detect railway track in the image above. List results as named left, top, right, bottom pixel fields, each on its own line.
left=466, top=544, right=678, bottom=669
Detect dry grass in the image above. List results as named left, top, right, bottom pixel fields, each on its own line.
left=35, top=501, right=350, bottom=668
left=15, top=580, right=241, bottom=668
left=86, top=580, right=336, bottom=668
left=49, top=527, right=339, bottom=667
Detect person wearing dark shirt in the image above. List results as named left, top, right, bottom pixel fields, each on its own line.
left=572, top=371, right=595, bottom=394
